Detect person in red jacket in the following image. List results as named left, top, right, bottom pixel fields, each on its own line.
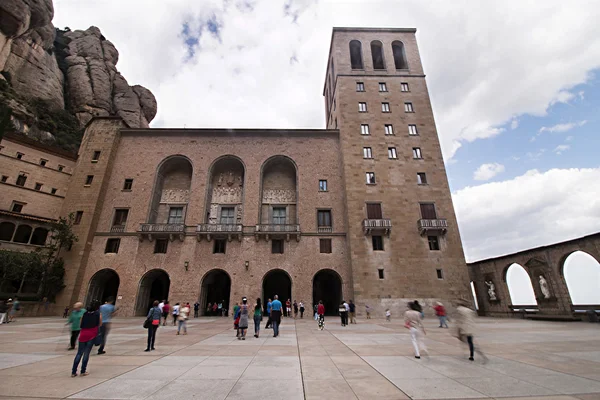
left=434, top=302, right=448, bottom=328
left=317, top=300, right=325, bottom=330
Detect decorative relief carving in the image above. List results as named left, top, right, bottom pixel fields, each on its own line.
left=236, top=205, right=243, bottom=224
left=217, top=171, right=243, bottom=187
left=262, top=189, right=296, bottom=203
left=212, top=187, right=243, bottom=204
left=160, top=189, right=190, bottom=203
left=208, top=204, right=219, bottom=223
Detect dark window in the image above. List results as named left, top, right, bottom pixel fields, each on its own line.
left=113, top=209, right=129, bottom=227
left=85, top=175, right=94, bottom=185
left=16, top=152, right=23, bottom=160
left=34, top=183, right=42, bottom=191
left=420, top=203, right=437, bottom=219
left=392, top=41, right=409, bottom=69
left=58, top=165, right=65, bottom=172
left=371, top=40, right=385, bottom=69
left=272, top=207, right=286, bottom=225
left=11, top=202, right=24, bottom=213
left=40, top=159, right=47, bottom=166
left=366, top=203, right=382, bottom=219
left=16, top=174, right=27, bottom=186
left=51, top=188, right=57, bottom=194
left=319, top=180, right=328, bottom=191
left=372, top=235, right=384, bottom=251
left=417, top=173, right=427, bottom=184
left=220, top=207, right=235, bottom=225
left=168, top=207, right=184, bottom=224
left=317, top=210, right=332, bottom=227
left=92, top=151, right=101, bottom=161
left=213, top=239, right=226, bottom=254
left=320, top=239, right=332, bottom=254
left=428, top=236, right=440, bottom=251
left=378, top=269, right=385, bottom=279
left=436, top=269, right=444, bottom=279
left=349, top=40, right=363, bottom=69
left=105, top=238, right=120, bottom=253
left=272, top=239, right=284, bottom=254
left=123, top=179, right=133, bottom=190
left=74, top=211, right=83, bottom=225
left=1, top=175, right=7, bottom=183
left=356, top=82, right=365, bottom=92
left=154, top=239, right=168, bottom=254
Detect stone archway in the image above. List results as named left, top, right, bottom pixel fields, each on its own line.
left=135, top=269, right=170, bottom=316
left=562, top=251, right=600, bottom=305
left=200, top=269, right=231, bottom=315
left=312, top=269, right=343, bottom=316
left=86, top=269, right=120, bottom=306
left=262, top=269, right=292, bottom=312
left=505, top=263, right=538, bottom=306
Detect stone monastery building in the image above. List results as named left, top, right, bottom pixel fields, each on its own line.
left=0, top=28, right=470, bottom=316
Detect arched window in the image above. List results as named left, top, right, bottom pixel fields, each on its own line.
left=349, top=40, right=363, bottom=69
left=13, top=225, right=32, bottom=244
left=392, top=41, right=408, bottom=69
left=30, top=227, right=49, bottom=246
left=371, top=40, right=385, bottom=70
left=0, top=222, right=15, bottom=241
left=148, top=156, right=193, bottom=224
left=204, top=157, right=245, bottom=225
left=563, top=251, right=600, bottom=305
left=506, top=263, right=537, bottom=305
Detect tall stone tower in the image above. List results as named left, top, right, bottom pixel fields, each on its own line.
left=324, top=28, right=470, bottom=313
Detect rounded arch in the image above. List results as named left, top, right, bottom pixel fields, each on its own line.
left=199, top=269, right=232, bottom=316
left=392, top=40, right=408, bottom=69
left=204, top=155, right=246, bottom=224
left=349, top=40, right=363, bottom=69
left=312, top=269, right=343, bottom=316
left=135, top=269, right=170, bottom=316
left=562, top=251, right=600, bottom=305
left=30, top=227, right=49, bottom=246
left=85, top=269, right=120, bottom=306
left=13, top=224, right=32, bottom=243
left=262, top=269, right=292, bottom=312
left=505, top=263, right=538, bottom=305
left=370, top=40, right=385, bottom=70
left=0, top=221, right=16, bottom=241
left=148, top=155, right=194, bottom=224
left=259, top=155, right=299, bottom=226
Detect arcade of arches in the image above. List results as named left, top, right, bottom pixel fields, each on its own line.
left=468, top=232, right=600, bottom=318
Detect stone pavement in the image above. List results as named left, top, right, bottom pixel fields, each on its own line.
left=0, top=315, right=599, bottom=399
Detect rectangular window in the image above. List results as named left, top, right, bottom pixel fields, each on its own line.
left=378, top=269, right=385, bottom=279
left=401, top=82, right=410, bottom=92
left=388, top=147, right=397, bottom=159
left=363, top=147, right=373, bottom=159
left=16, top=152, right=23, bottom=160
left=113, top=209, right=129, bottom=227
left=213, top=239, right=227, bottom=254
left=272, top=239, right=284, bottom=254
left=58, top=165, right=65, bottom=172
left=366, top=203, right=382, bottom=219
left=168, top=207, right=184, bottom=224
left=366, top=172, right=376, bottom=184
left=220, top=207, right=235, bottom=225
left=74, top=211, right=83, bottom=225
left=405, top=102, right=414, bottom=112
left=436, top=269, right=444, bottom=279
left=378, top=82, right=388, bottom=92
left=11, top=202, right=24, bottom=213
left=1, top=175, right=7, bottom=183
left=105, top=238, right=120, bottom=254
left=381, top=102, right=390, bottom=113
left=92, top=151, right=101, bottom=162
left=40, top=159, right=48, bottom=166
left=320, top=239, right=332, bottom=254
left=317, top=210, right=332, bottom=227
left=384, top=124, right=394, bottom=135
left=428, top=235, right=440, bottom=251
left=372, top=235, right=384, bottom=251
left=420, top=203, right=437, bottom=219
left=123, top=179, right=133, bottom=190
left=360, top=124, right=370, bottom=135
left=358, top=102, right=367, bottom=112
left=408, top=124, right=418, bottom=136
left=417, top=173, right=427, bottom=185
left=412, top=147, right=422, bottom=159
left=85, top=175, right=94, bottom=185
left=16, top=174, right=27, bottom=187
left=272, top=207, right=286, bottom=225
left=51, top=188, right=57, bottom=194
left=34, top=183, right=42, bottom=191
left=356, top=82, right=365, bottom=92
left=154, top=239, right=168, bottom=254
left=319, top=180, right=328, bottom=192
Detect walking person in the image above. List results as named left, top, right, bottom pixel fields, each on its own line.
left=343, top=300, right=350, bottom=325
left=71, top=300, right=102, bottom=377
left=212, top=302, right=217, bottom=315
left=97, top=297, right=116, bottom=355
left=413, top=300, right=424, bottom=319
left=385, top=309, right=391, bottom=322
left=238, top=297, right=249, bottom=340
left=454, top=299, right=487, bottom=362
left=405, top=302, right=427, bottom=359
left=9, top=297, right=20, bottom=322
left=253, top=298, right=262, bottom=338
left=66, top=302, right=85, bottom=350
left=299, top=301, right=305, bottom=319
left=264, top=298, right=272, bottom=329
left=0, top=300, right=8, bottom=324
left=293, top=300, right=298, bottom=319
left=434, top=302, right=449, bottom=328
left=145, top=300, right=161, bottom=352
left=194, top=302, right=200, bottom=318
left=365, top=304, right=371, bottom=319
left=339, top=301, right=347, bottom=327
left=63, top=306, right=69, bottom=318
left=271, top=295, right=283, bottom=337
left=218, top=301, right=223, bottom=317
left=206, top=302, right=212, bottom=316
left=177, top=302, right=190, bottom=335
left=172, top=303, right=180, bottom=326
left=349, top=300, right=356, bottom=324
left=285, top=299, right=291, bottom=318
left=317, top=300, right=325, bottom=330
left=161, top=301, right=170, bottom=326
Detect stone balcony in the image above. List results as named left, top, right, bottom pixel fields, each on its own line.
left=363, top=218, right=392, bottom=236
left=417, top=219, right=448, bottom=236
left=138, top=223, right=185, bottom=242
left=196, top=223, right=243, bottom=242
left=255, top=224, right=301, bottom=242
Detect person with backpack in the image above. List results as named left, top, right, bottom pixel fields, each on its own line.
left=71, top=300, right=102, bottom=377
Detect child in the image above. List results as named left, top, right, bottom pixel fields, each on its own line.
left=385, top=309, right=391, bottom=321
left=63, top=306, right=70, bottom=318
left=365, top=305, right=371, bottom=319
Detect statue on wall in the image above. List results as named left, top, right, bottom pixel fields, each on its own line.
left=485, top=280, right=497, bottom=301
left=539, top=275, right=551, bottom=299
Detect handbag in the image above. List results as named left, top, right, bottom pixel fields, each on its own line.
left=143, top=316, right=152, bottom=329
left=93, top=331, right=103, bottom=346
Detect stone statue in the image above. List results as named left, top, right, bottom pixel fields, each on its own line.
left=485, top=280, right=497, bottom=301
left=539, top=275, right=551, bottom=299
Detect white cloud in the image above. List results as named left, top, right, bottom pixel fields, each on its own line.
left=554, top=144, right=570, bottom=154
left=539, top=120, right=587, bottom=134
left=526, top=148, right=546, bottom=161
left=453, top=168, right=600, bottom=261
left=50, top=0, right=600, bottom=161
left=473, top=163, right=505, bottom=181
left=510, top=119, right=519, bottom=130
left=565, top=135, right=574, bottom=141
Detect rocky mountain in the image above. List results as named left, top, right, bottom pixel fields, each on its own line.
left=0, top=0, right=157, bottom=150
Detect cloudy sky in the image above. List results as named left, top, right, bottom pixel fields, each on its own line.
left=53, top=0, right=600, bottom=268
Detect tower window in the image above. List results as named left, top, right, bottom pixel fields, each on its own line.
left=16, top=152, right=23, bottom=160
left=272, top=239, right=284, bottom=254
left=388, top=147, right=397, bottom=159
left=11, top=202, right=24, bottom=213
left=154, top=239, right=168, bottom=254
left=366, top=203, right=382, bottom=219
left=51, top=188, right=57, bottom=194
left=392, top=41, right=409, bottom=69
left=272, top=207, right=287, bottom=225
left=420, top=203, right=437, bottom=219
left=213, top=239, right=226, bottom=254
left=381, top=102, right=390, bottom=113
left=361, top=124, right=370, bottom=135
left=112, top=209, right=129, bottom=228
left=58, top=165, right=65, bottom=172
left=412, top=147, right=423, bottom=159
left=320, top=239, right=332, bottom=254
left=378, top=269, right=385, bottom=279
left=428, top=236, right=440, bottom=251
left=1, top=175, right=7, bottom=182
left=436, top=269, right=444, bottom=280
left=92, top=151, right=101, bottom=162
left=319, top=180, right=328, bottom=192
left=371, top=40, right=385, bottom=70
left=317, top=210, right=332, bottom=228
left=85, top=175, right=94, bottom=185
left=401, top=82, right=410, bottom=92
left=168, top=207, right=184, bottom=224
left=358, top=102, right=367, bottom=112
left=349, top=40, right=364, bottom=69
left=16, top=174, right=27, bottom=187
left=105, top=238, right=120, bottom=254
left=408, top=125, right=419, bottom=136
left=366, top=172, right=376, bottom=185
left=356, top=82, right=365, bottom=92
left=34, top=183, right=42, bottom=191
left=417, top=173, right=427, bottom=185
left=378, top=82, right=388, bottom=92
left=363, top=147, right=373, bottom=159
left=372, top=236, right=384, bottom=251
left=39, top=159, right=48, bottom=166
left=220, top=207, right=235, bottom=225
left=74, top=211, right=83, bottom=225
left=123, top=179, right=133, bottom=190
left=385, top=124, right=394, bottom=135
left=404, top=102, right=414, bottom=112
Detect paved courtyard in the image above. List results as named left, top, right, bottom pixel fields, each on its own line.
left=0, top=315, right=599, bottom=399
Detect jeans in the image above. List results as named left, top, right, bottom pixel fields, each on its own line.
left=194, top=309, right=199, bottom=318
left=72, top=340, right=94, bottom=374
left=265, top=312, right=271, bottom=329
left=177, top=319, right=187, bottom=333
left=147, top=325, right=158, bottom=349
left=438, top=316, right=448, bottom=328
left=253, top=315, right=261, bottom=335
left=467, top=335, right=474, bottom=357
left=70, top=330, right=80, bottom=349
left=272, top=319, right=279, bottom=336
left=98, top=322, right=111, bottom=352
left=410, top=327, right=427, bottom=357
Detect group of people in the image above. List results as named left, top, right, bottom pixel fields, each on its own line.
left=337, top=299, right=356, bottom=326
left=0, top=297, right=20, bottom=324
left=205, top=301, right=227, bottom=316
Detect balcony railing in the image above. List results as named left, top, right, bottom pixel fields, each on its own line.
left=138, top=223, right=185, bottom=241
left=417, top=219, right=448, bottom=236
left=255, top=224, right=301, bottom=241
left=362, top=218, right=392, bottom=236
left=110, top=225, right=125, bottom=233
left=196, top=223, right=243, bottom=242
left=317, top=226, right=333, bottom=234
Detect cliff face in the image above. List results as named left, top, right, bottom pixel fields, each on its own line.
left=0, top=0, right=157, bottom=148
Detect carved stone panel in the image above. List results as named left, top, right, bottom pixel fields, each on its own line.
left=160, top=189, right=190, bottom=203
left=262, top=189, right=296, bottom=204
left=212, top=187, right=243, bottom=204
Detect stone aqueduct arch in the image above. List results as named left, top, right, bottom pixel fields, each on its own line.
left=468, top=232, right=600, bottom=317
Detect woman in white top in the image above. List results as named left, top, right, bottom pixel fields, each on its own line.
left=404, top=302, right=427, bottom=359
left=177, top=303, right=190, bottom=335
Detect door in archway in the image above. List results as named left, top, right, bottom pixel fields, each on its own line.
left=262, top=269, right=292, bottom=310
left=312, top=269, right=342, bottom=316
left=200, top=269, right=231, bottom=315
left=135, top=269, right=170, bottom=316
left=86, top=269, right=120, bottom=306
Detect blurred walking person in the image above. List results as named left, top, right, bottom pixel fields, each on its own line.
left=194, top=302, right=200, bottom=318
left=264, top=298, right=272, bottom=329
left=317, top=300, right=325, bottom=330
left=348, top=300, right=356, bottom=324
left=238, top=297, right=249, bottom=340
left=177, top=302, right=190, bottom=335
left=405, top=302, right=427, bottom=359
left=71, top=300, right=102, bottom=377
left=299, top=301, right=305, bottom=319
left=434, top=302, right=448, bottom=328
left=97, top=297, right=116, bottom=355
left=455, top=299, right=487, bottom=362
left=172, top=302, right=180, bottom=326
left=145, top=300, right=161, bottom=351
left=0, top=300, right=8, bottom=324
left=271, top=295, right=283, bottom=337
left=253, top=298, right=262, bottom=338
left=293, top=300, right=298, bottom=319
left=285, top=299, right=291, bottom=318
left=161, top=301, right=170, bottom=326
left=365, top=304, right=371, bottom=319
left=339, top=301, right=347, bottom=326
left=66, top=302, right=85, bottom=350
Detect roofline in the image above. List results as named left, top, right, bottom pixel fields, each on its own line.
left=467, top=231, right=600, bottom=265
left=84, top=115, right=131, bottom=129
left=120, top=128, right=339, bottom=136
left=0, top=209, right=57, bottom=223
left=2, top=133, right=78, bottom=161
